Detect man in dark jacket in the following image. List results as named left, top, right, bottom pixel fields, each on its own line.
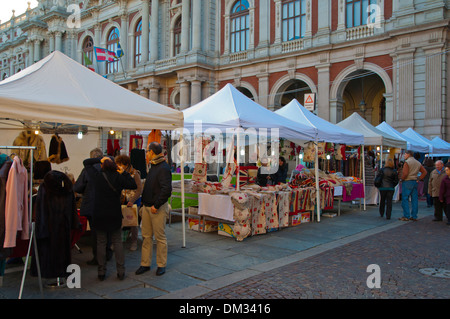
left=136, top=142, right=172, bottom=276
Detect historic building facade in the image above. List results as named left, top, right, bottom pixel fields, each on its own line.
left=0, top=0, right=449, bottom=139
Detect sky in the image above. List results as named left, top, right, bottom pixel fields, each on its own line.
left=0, top=0, right=39, bottom=24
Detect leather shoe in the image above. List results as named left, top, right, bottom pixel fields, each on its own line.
left=156, top=267, right=166, bottom=276
left=117, top=273, right=125, bottom=280
left=98, top=274, right=105, bottom=281
left=135, top=266, right=150, bottom=275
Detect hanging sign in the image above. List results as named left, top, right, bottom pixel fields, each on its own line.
left=304, top=93, right=316, bottom=111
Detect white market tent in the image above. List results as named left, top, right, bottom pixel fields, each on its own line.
left=337, top=112, right=407, bottom=149
left=0, top=51, right=186, bottom=296
left=376, top=121, right=430, bottom=153
left=0, top=51, right=184, bottom=130
left=337, top=112, right=406, bottom=209
left=275, top=99, right=364, bottom=145
left=401, top=128, right=448, bottom=155
left=182, top=83, right=322, bottom=220
left=183, top=83, right=317, bottom=142
left=429, top=137, right=450, bottom=157
left=275, top=99, right=365, bottom=217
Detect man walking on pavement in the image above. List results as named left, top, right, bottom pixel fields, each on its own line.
left=135, top=142, right=172, bottom=276
left=428, top=160, right=447, bottom=222
left=400, top=150, right=427, bottom=221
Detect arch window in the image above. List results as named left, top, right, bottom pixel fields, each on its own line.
left=106, top=27, right=120, bottom=74
left=82, top=36, right=94, bottom=66
left=230, top=0, right=249, bottom=53
left=173, top=17, right=181, bottom=56
left=282, top=0, right=306, bottom=42
left=134, top=19, right=142, bottom=67
left=346, top=0, right=377, bottom=28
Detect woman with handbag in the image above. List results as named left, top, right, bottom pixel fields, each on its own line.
left=115, top=155, right=143, bottom=251
left=83, top=156, right=137, bottom=281
left=376, top=158, right=399, bottom=220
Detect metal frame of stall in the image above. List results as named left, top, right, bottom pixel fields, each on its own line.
left=0, top=145, right=43, bottom=299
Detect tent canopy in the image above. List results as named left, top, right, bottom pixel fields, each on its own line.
left=182, top=83, right=317, bottom=142
left=401, top=128, right=448, bottom=155
left=336, top=112, right=407, bottom=148
left=275, top=99, right=364, bottom=145
left=429, top=136, right=450, bottom=156
left=0, top=51, right=184, bottom=130
left=376, top=121, right=429, bottom=153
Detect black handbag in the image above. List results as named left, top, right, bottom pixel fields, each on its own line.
left=374, top=169, right=384, bottom=188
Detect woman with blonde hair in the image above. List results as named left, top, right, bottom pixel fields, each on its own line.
left=377, top=158, right=399, bottom=220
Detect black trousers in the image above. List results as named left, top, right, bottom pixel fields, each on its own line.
left=433, top=197, right=448, bottom=221
left=379, top=190, right=394, bottom=219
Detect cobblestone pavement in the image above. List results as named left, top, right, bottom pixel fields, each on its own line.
left=197, top=215, right=450, bottom=299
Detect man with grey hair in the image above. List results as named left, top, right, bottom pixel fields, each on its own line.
left=428, top=160, right=446, bottom=221
left=400, top=150, right=427, bottom=221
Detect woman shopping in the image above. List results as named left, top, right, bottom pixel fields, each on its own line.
left=376, top=158, right=399, bottom=220
left=115, top=155, right=143, bottom=251
left=83, top=156, right=137, bottom=281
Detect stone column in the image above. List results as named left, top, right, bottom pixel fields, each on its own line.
left=423, top=45, right=445, bottom=137
left=181, top=0, right=190, bottom=54
left=191, top=0, right=201, bottom=52
left=191, top=80, right=202, bottom=105
left=257, top=73, right=269, bottom=108
left=180, top=81, right=191, bottom=109
left=139, top=86, right=149, bottom=99
left=149, top=86, right=160, bottom=102
left=120, top=13, right=128, bottom=71
left=48, top=32, right=55, bottom=53
left=149, top=0, right=158, bottom=62
left=393, top=49, right=415, bottom=130
left=33, top=39, right=41, bottom=62
left=316, top=63, right=331, bottom=121
left=55, top=31, right=63, bottom=52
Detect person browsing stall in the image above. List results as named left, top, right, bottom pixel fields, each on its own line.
left=135, top=142, right=172, bottom=276
left=83, top=156, right=137, bottom=281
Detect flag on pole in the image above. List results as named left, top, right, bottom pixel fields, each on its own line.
left=83, top=52, right=95, bottom=71
left=94, top=47, right=117, bottom=62
left=116, top=42, right=124, bottom=58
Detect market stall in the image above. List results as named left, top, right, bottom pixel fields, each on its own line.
left=275, top=99, right=365, bottom=216
left=177, top=84, right=321, bottom=241
left=376, top=122, right=430, bottom=153
left=337, top=113, right=407, bottom=205
left=0, top=51, right=184, bottom=298
left=428, top=137, right=450, bottom=157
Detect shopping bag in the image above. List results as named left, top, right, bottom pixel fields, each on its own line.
left=122, top=205, right=138, bottom=227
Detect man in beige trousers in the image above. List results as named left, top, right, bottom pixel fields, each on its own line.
left=135, top=142, right=172, bottom=276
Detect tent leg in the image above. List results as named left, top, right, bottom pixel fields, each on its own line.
left=180, top=134, right=186, bottom=248
left=315, top=143, right=321, bottom=223
left=362, top=145, right=366, bottom=211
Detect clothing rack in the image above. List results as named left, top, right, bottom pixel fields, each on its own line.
left=0, top=146, right=43, bottom=299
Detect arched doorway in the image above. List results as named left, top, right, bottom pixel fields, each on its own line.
left=236, top=86, right=255, bottom=100
left=273, top=79, right=313, bottom=110
left=341, top=70, right=386, bottom=126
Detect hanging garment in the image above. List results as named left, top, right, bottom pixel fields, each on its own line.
left=130, top=148, right=147, bottom=179
left=12, top=130, right=47, bottom=168
left=147, top=130, right=162, bottom=146
left=4, top=157, right=29, bottom=248
left=0, top=160, right=13, bottom=259
left=129, top=135, right=143, bottom=152
left=48, top=134, right=69, bottom=164
left=31, top=171, right=80, bottom=279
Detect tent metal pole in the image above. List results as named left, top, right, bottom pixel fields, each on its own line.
left=362, top=145, right=366, bottom=211
left=314, top=142, right=321, bottom=222
left=236, top=129, right=240, bottom=192
left=180, top=134, right=186, bottom=248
